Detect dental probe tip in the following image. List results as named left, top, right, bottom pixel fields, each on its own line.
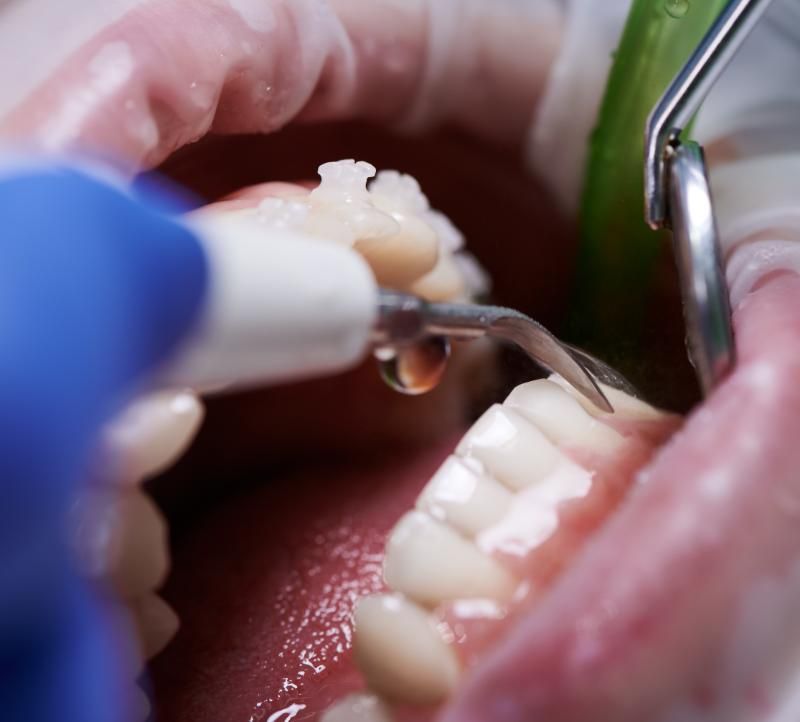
left=486, top=315, right=615, bottom=414
left=373, top=290, right=618, bottom=413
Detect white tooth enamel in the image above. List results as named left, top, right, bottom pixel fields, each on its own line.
left=131, top=593, right=180, bottom=660
left=548, top=374, right=663, bottom=421
left=409, top=252, right=466, bottom=302
left=422, top=208, right=465, bottom=253
left=110, top=490, right=170, bottom=598
left=308, top=160, right=400, bottom=246
left=256, top=196, right=310, bottom=230
left=355, top=594, right=459, bottom=705
left=103, top=389, right=204, bottom=484
left=353, top=214, right=439, bottom=288
left=221, top=160, right=484, bottom=302
left=477, top=462, right=593, bottom=557
left=452, top=251, right=491, bottom=299
left=370, top=170, right=430, bottom=215
left=455, top=404, right=566, bottom=491
left=505, top=379, right=624, bottom=452
left=416, top=455, right=513, bottom=537
left=384, top=511, right=515, bottom=605
left=320, top=693, right=393, bottom=722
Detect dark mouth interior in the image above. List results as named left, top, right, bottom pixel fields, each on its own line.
left=144, top=121, right=701, bottom=721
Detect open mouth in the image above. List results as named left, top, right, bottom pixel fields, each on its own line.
left=7, top=2, right=800, bottom=721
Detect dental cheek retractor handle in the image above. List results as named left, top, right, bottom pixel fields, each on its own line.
left=156, top=212, right=380, bottom=392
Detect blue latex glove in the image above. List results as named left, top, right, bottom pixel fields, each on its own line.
left=0, top=165, right=207, bottom=722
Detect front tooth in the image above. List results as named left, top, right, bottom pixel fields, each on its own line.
left=103, top=389, right=204, bottom=484
left=505, top=379, right=624, bottom=453
left=110, top=490, right=170, bottom=598
left=131, top=593, right=180, bottom=660
left=321, top=693, right=393, bottom=722
left=455, top=404, right=567, bottom=491
left=384, top=511, right=515, bottom=605
left=416, top=455, right=513, bottom=537
left=355, top=594, right=459, bottom=705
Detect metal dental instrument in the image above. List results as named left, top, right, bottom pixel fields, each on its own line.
left=644, top=0, right=775, bottom=394
left=372, top=289, right=621, bottom=413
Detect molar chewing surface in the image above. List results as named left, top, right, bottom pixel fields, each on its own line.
left=323, top=378, right=654, bottom=721
left=250, top=159, right=489, bottom=302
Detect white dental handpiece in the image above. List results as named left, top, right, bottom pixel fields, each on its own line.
left=156, top=212, right=379, bottom=393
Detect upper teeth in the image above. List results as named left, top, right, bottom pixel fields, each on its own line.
left=231, top=159, right=489, bottom=303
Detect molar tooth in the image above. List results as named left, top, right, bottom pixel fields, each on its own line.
left=409, top=252, right=466, bottom=302
left=505, top=379, right=625, bottom=452
left=131, top=593, right=180, bottom=660
left=354, top=213, right=439, bottom=288
left=384, top=511, right=516, bottom=605
left=456, top=404, right=567, bottom=490
left=321, top=693, right=393, bottom=722
left=416, top=455, right=513, bottom=537
left=355, top=594, right=459, bottom=705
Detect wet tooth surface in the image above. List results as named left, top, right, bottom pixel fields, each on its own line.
left=355, top=594, right=459, bottom=704
left=103, top=389, right=204, bottom=483
left=320, top=692, right=393, bottom=722
left=384, top=511, right=516, bottom=605
left=410, top=253, right=467, bottom=302
left=354, top=214, right=439, bottom=288
left=132, top=593, right=180, bottom=660
left=111, top=490, right=170, bottom=598
left=456, top=404, right=566, bottom=490
left=505, top=379, right=624, bottom=452
left=416, top=455, right=513, bottom=537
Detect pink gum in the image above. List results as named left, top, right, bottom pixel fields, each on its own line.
left=442, top=273, right=800, bottom=722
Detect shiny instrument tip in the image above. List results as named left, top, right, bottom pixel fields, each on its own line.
left=373, top=290, right=635, bottom=413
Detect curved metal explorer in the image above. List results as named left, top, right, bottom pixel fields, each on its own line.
left=372, top=289, right=627, bottom=414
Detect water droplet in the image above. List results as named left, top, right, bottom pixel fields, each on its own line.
left=375, top=337, right=450, bottom=395
left=665, top=0, right=689, bottom=18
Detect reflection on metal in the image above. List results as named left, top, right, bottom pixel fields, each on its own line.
left=372, top=289, right=630, bottom=413
left=668, top=142, right=735, bottom=394
left=643, top=0, right=775, bottom=393
left=645, top=0, right=776, bottom=229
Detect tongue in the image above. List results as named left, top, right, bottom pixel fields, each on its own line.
left=150, top=438, right=457, bottom=722
left=441, top=273, right=800, bottom=722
